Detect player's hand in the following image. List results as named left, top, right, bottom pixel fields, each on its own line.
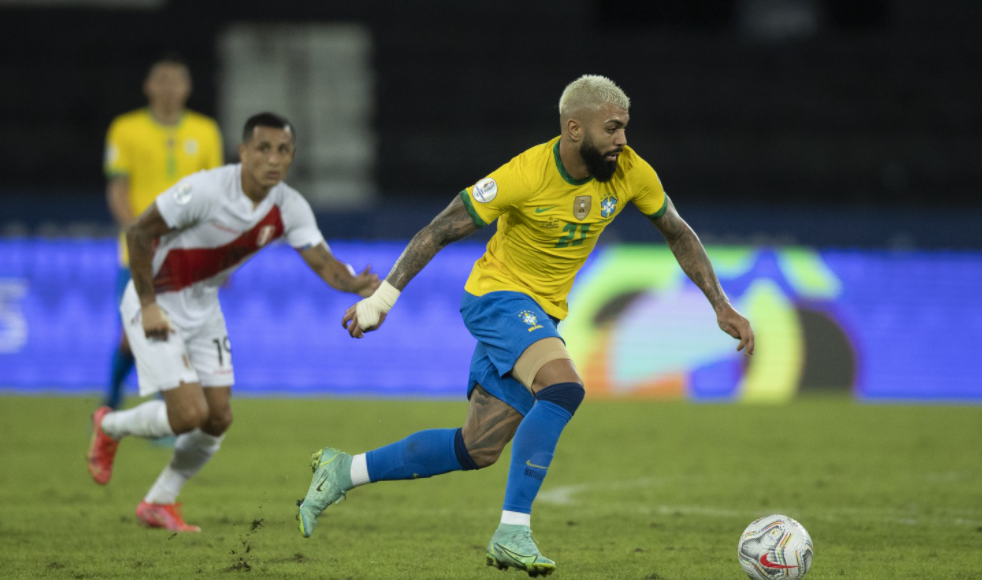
left=342, top=280, right=399, bottom=338
left=717, top=303, right=754, bottom=355
left=341, top=304, right=387, bottom=338
left=351, top=265, right=381, bottom=298
left=141, top=303, right=176, bottom=341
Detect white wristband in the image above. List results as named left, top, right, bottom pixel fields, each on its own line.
left=355, top=280, right=401, bottom=329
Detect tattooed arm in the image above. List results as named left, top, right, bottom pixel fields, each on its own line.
left=125, top=203, right=176, bottom=340
left=342, top=195, right=482, bottom=337
left=652, top=196, right=755, bottom=355
left=385, top=195, right=482, bottom=290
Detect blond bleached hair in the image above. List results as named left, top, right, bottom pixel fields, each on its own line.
left=559, top=75, right=630, bottom=118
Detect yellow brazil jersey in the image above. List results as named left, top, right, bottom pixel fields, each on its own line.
left=460, top=136, right=667, bottom=320
left=104, top=108, right=223, bottom=264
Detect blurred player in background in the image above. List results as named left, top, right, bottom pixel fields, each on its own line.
left=296, top=75, right=755, bottom=576
left=102, top=54, right=223, bottom=411
left=87, top=112, right=380, bottom=532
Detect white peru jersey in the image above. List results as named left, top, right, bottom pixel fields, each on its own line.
left=138, top=163, right=324, bottom=329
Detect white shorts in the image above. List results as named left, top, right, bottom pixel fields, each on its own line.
left=120, top=294, right=235, bottom=396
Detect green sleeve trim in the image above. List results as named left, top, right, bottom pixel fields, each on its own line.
left=105, top=170, right=129, bottom=178
left=458, top=190, right=487, bottom=228
left=646, top=196, right=669, bottom=220
left=552, top=138, right=592, bottom=186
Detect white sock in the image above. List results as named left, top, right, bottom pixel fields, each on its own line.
left=143, top=466, right=186, bottom=505
left=349, top=453, right=370, bottom=487
left=144, top=429, right=224, bottom=504
left=501, top=510, right=531, bottom=527
left=102, top=400, right=174, bottom=440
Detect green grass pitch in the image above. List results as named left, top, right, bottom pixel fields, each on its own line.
left=0, top=394, right=980, bottom=579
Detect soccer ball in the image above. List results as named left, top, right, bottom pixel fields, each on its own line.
left=737, top=514, right=813, bottom=580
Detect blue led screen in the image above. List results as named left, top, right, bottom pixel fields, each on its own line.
left=0, top=239, right=481, bottom=399
left=0, top=240, right=980, bottom=402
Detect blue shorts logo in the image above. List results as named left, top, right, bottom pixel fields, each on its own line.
left=519, top=310, right=543, bottom=332
left=601, top=195, right=618, bottom=218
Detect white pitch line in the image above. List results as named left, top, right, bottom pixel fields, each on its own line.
left=537, top=478, right=982, bottom=528
left=537, top=477, right=660, bottom=505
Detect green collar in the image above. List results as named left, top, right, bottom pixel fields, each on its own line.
left=553, top=138, right=592, bottom=186
left=145, top=107, right=186, bottom=129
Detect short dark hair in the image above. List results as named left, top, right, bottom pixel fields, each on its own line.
left=147, top=52, right=189, bottom=76
left=242, top=112, right=296, bottom=143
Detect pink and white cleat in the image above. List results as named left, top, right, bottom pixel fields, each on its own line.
left=87, top=406, right=119, bottom=485
left=136, top=501, right=201, bottom=532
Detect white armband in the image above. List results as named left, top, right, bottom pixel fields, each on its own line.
left=354, top=280, right=401, bottom=328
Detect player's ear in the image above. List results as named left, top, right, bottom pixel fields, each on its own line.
left=566, top=118, right=582, bottom=143
left=237, top=142, right=247, bottom=163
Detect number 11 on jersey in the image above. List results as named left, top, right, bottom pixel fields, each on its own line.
left=555, top=223, right=590, bottom=248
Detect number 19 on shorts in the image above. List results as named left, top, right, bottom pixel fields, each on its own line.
left=212, top=336, right=231, bottom=366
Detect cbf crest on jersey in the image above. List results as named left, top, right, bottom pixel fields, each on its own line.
left=573, top=195, right=591, bottom=220
left=600, top=195, right=618, bottom=218
left=519, top=309, right=543, bottom=332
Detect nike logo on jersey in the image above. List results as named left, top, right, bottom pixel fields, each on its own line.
left=759, top=553, right=797, bottom=569
left=534, top=206, right=556, bottom=213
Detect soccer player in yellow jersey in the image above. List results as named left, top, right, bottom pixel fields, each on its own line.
left=297, top=75, right=755, bottom=575
left=102, top=55, right=223, bottom=410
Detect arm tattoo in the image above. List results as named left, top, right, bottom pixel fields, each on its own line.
left=126, top=204, right=173, bottom=307
left=127, top=226, right=159, bottom=307
left=387, top=196, right=480, bottom=290
left=654, top=200, right=728, bottom=312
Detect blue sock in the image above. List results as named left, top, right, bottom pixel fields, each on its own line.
left=104, top=347, right=135, bottom=409
left=502, top=382, right=584, bottom=515
left=366, top=427, right=478, bottom=482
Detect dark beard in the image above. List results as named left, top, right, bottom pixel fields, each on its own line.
left=579, top=138, right=619, bottom=182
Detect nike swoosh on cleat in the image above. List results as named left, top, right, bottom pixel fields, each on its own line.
left=526, top=460, right=549, bottom=469
left=759, top=553, right=797, bottom=569
left=534, top=207, right=556, bottom=213
left=315, top=476, right=329, bottom=492
left=495, top=544, right=536, bottom=565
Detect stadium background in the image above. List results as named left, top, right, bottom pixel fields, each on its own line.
left=1, top=0, right=981, bottom=402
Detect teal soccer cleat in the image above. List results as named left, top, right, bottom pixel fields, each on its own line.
left=486, top=523, right=557, bottom=577
left=296, top=447, right=353, bottom=538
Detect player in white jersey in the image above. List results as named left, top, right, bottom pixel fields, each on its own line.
left=86, top=112, right=380, bottom=532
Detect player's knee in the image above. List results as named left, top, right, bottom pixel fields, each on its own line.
left=204, top=408, right=233, bottom=435
left=168, top=401, right=210, bottom=434
left=534, top=382, right=585, bottom=416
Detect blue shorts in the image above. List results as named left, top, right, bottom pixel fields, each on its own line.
left=460, top=291, right=563, bottom=416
